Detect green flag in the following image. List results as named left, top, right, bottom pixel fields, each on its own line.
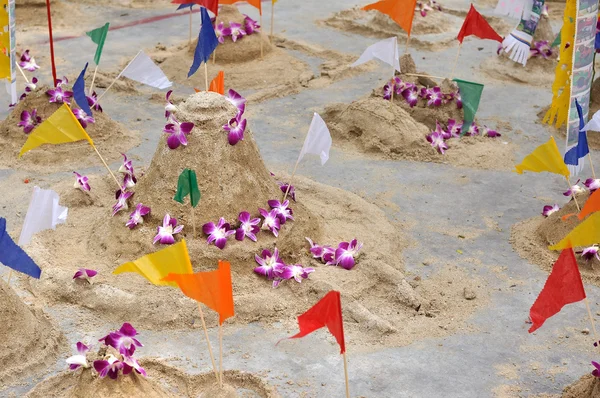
left=86, top=23, right=110, bottom=65
left=551, top=29, right=561, bottom=48
left=453, top=78, right=484, bottom=135
left=174, top=169, right=201, bottom=208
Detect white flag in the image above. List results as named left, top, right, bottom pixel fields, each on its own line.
left=351, top=37, right=400, bottom=73
left=120, top=50, right=172, bottom=90
left=584, top=110, right=600, bottom=132
left=298, top=113, right=332, bottom=166
left=18, top=186, right=68, bottom=246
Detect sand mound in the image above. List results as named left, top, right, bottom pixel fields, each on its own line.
left=0, top=86, right=140, bottom=173
left=562, top=374, right=600, bottom=398
left=27, top=360, right=279, bottom=397
left=15, top=0, right=83, bottom=32
left=0, top=279, right=65, bottom=387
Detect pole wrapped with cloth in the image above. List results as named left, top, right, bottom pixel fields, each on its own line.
left=0, top=0, right=17, bottom=104
left=500, top=0, right=546, bottom=66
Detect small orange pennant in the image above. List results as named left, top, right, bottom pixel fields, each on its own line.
left=208, top=71, right=224, bottom=95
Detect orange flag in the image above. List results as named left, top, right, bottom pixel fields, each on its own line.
left=162, top=260, right=234, bottom=325
left=209, top=71, right=225, bottom=95
left=363, top=0, right=417, bottom=36
left=218, top=0, right=262, bottom=14
left=578, top=189, right=600, bottom=220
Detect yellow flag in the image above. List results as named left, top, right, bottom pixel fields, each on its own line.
left=549, top=213, right=600, bottom=251
left=514, top=137, right=570, bottom=177
left=113, top=240, right=193, bottom=287
left=19, top=104, right=95, bottom=157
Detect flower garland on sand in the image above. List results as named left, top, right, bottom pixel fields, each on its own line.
left=384, top=77, right=462, bottom=110
left=214, top=15, right=260, bottom=43
left=425, top=119, right=501, bottom=154
left=306, top=237, right=364, bottom=270
left=254, top=248, right=314, bottom=287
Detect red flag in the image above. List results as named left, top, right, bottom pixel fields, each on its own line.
left=172, top=0, right=219, bottom=16
left=529, top=249, right=586, bottom=333
left=457, top=4, right=502, bottom=44
left=284, top=291, right=346, bottom=353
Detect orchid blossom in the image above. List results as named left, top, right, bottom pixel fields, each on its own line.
left=154, top=214, right=184, bottom=245
left=455, top=90, right=463, bottom=109
left=87, top=91, right=103, bottom=112
left=226, top=89, right=246, bottom=114
left=244, top=15, right=260, bottom=34
left=417, top=1, right=434, bottom=17
left=164, top=90, right=178, bottom=118
left=582, top=245, right=600, bottom=261
left=563, top=180, right=584, bottom=197
left=25, top=77, right=38, bottom=93
left=236, top=211, right=260, bottom=242
left=267, top=199, right=294, bottom=224
left=223, top=116, right=247, bottom=146
left=542, top=204, right=559, bottom=217
left=19, top=50, right=39, bottom=72
left=402, top=87, right=419, bottom=108
left=203, top=217, right=235, bottom=249
left=465, top=123, right=479, bottom=136
left=73, top=108, right=95, bottom=129
left=446, top=119, right=462, bottom=139
left=593, top=361, right=600, bottom=378
left=122, top=355, right=147, bottom=377
left=46, top=85, right=73, bottom=105
left=164, top=116, right=194, bottom=150
left=18, top=109, right=41, bottom=134
left=530, top=41, right=554, bottom=59
left=99, top=323, right=143, bottom=357
left=66, top=342, right=91, bottom=371
left=383, top=83, right=393, bottom=101
left=259, top=208, right=281, bottom=237
left=229, top=22, right=247, bottom=42
left=73, top=172, right=91, bottom=191
left=126, top=203, right=151, bottom=229
left=335, top=239, right=363, bottom=270
left=425, top=86, right=443, bottom=107
left=215, top=22, right=232, bottom=43
left=254, top=248, right=285, bottom=281
left=73, top=268, right=97, bottom=283
left=112, top=189, right=134, bottom=216
left=278, top=182, right=296, bottom=201
left=584, top=178, right=600, bottom=192
left=482, top=126, right=501, bottom=137
left=118, top=153, right=137, bottom=189
left=426, top=129, right=448, bottom=154
left=94, top=355, right=124, bottom=380
left=280, top=264, right=315, bottom=283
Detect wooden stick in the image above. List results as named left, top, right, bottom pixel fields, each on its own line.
left=89, top=64, right=99, bottom=96
left=343, top=352, right=350, bottom=398
left=283, top=158, right=300, bottom=202
left=584, top=298, right=599, bottom=342
left=204, top=63, right=209, bottom=91
left=390, top=77, right=394, bottom=102
left=45, top=0, right=58, bottom=86
left=260, top=13, right=264, bottom=59
left=191, top=206, right=196, bottom=239
left=213, top=50, right=216, bottom=65
left=566, top=176, right=581, bottom=211
left=197, top=303, right=220, bottom=384
left=219, top=323, right=224, bottom=388
left=189, top=9, right=193, bottom=47
left=92, top=146, right=121, bottom=189
left=16, top=64, right=30, bottom=84
left=404, top=35, right=410, bottom=54
left=404, top=73, right=447, bottom=80
left=270, top=0, right=274, bottom=42
left=588, top=152, right=597, bottom=179
left=451, top=43, right=462, bottom=78
left=6, top=270, right=13, bottom=285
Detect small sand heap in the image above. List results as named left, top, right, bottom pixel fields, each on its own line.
left=0, top=279, right=65, bottom=386
left=562, top=374, right=600, bottom=398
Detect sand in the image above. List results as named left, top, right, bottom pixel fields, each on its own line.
left=561, top=374, right=600, bottom=398
left=27, top=359, right=280, bottom=397
left=0, top=86, right=140, bottom=173
left=15, top=0, right=85, bottom=35
left=0, top=279, right=66, bottom=387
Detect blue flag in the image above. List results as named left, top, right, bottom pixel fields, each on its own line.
left=564, top=99, right=590, bottom=176
left=73, top=62, right=93, bottom=118
left=188, top=7, right=218, bottom=78
left=177, top=3, right=194, bottom=10
left=0, top=218, right=41, bottom=279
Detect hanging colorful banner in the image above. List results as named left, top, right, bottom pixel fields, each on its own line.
left=0, top=0, right=16, bottom=104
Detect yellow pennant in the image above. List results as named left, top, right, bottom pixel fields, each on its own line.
left=514, top=136, right=570, bottom=177
left=549, top=213, right=600, bottom=251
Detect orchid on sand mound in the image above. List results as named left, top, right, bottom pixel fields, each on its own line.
left=306, top=237, right=363, bottom=270
left=73, top=172, right=91, bottom=192
left=259, top=208, right=281, bottom=237
left=385, top=78, right=461, bottom=110
left=73, top=108, right=95, bottom=129
left=236, top=211, right=260, bottom=242
left=541, top=204, right=559, bottom=217
left=19, top=49, right=39, bottom=72
left=154, top=214, right=184, bottom=244
left=223, top=116, right=247, bottom=146
left=46, top=77, right=73, bottom=105
left=164, top=90, right=177, bottom=118
left=126, top=203, right=151, bottom=229
left=66, top=342, right=90, bottom=370
left=203, top=217, right=235, bottom=249
left=112, top=188, right=134, bottom=216
left=164, top=115, right=194, bottom=150
left=426, top=119, right=501, bottom=155
left=582, top=245, right=600, bottom=262
left=584, top=178, right=600, bottom=192
left=18, top=109, right=41, bottom=134
left=254, top=248, right=314, bottom=287
left=73, top=268, right=97, bottom=283
left=118, top=153, right=137, bottom=189
left=87, top=91, right=103, bottom=112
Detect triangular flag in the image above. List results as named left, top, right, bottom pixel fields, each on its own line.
left=577, top=189, right=600, bottom=220
left=564, top=100, right=590, bottom=176
left=86, top=23, right=110, bottom=65
left=298, top=113, right=332, bottom=166
left=172, top=0, right=219, bottom=15
left=188, top=7, right=219, bottom=78
left=208, top=71, right=225, bottom=94
left=583, top=109, right=600, bottom=132
left=528, top=248, right=586, bottom=333
left=174, top=169, right=201, bottom=207
left=218, top=0, right=262, bottom=14
left=494, top=0, right=526, bottom=19
left=73, top=62, right=94, bottom=118
left=457, top=4, right=503, bottom=43
left=113, top=240, right=193, bottom=287
left=162, top=260, right=235, bottom=325
left=350, top=37, right=400, bottom=72
left=453, top=79, right=483, bottom=135
left=514, top=137, right=570, bottom=177
left=19, top=104, right=95, bottom=157
left=18, top=186, right=68, bottom=246
left=176, top=2, right=195, bottom=10
left=551, top=29, right=562, bottom=48
left=549, top=212, right=600, bottom=251
left=0, top=218, right=42, bottom=279
left=363, top=0, right=418, bottom=36
left=121, top=51, right=172, bottom=90
left=281, top=291, right=346, bottom=353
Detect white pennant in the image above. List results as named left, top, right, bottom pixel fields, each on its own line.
left=351, top=37, right=400, bottom=73
left=18, top=186, right=68, bottom=246
left=298, top=113, right=332, bottom=166
left=119, top=50, right=172, bottom=90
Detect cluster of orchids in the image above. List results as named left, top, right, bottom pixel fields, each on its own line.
left=203, top=199, right=293, bottom=250
left=306, top=237, right=363, bottom=270
left=426, top=119, right=500, bottom=154
left=416, top=0, right=442, bottom=17
left=163, top=90, right=195, bottom=150
left=270, top=172, right=297, bottom=202
left=383, top=77, right=462, bottom=110
left=529, top=41, right=554, bottom=59
left=66, top=323, right=146, bottom=380
left=214, top=15, right=260, bottom=44
left=254, top=248, right=314, bottom=287
left=223, top=89, right=247, bottom=145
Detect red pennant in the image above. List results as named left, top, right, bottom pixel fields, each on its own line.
left=457, top=4, right=502, bottom=44
left=172, top=0, right=219, bottom=16
left=529, top=248, right=586, bottom=333
left=284, top=291, right=346, bottom=353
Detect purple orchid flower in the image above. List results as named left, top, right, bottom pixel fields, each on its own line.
left=66, top=342, right=91, bottom=370
left=25, top=77, right=38, bottom=93
left=417, top=2, right=433, bottom=17
left=455, top=91, right=463, bottom=109
left=254, top=248, right=286, bottom=280
left=383, top=83, right=393, bottom=101
left=280, top=264, right=315, bottom=283
left=482, top=126, right=501, bottom=137
left=530, top=40, right=554, bottom=59
left=73, top=268, right=98, bottom=283
left=226, top=89, right=246, bottom=114
left=465, top=123, right=479, bottom=136
left=94, top=355, right=123, bottom=379
left=393, top=78, right=408, bottom=95
left=425, top=86, right=443, bottom=107
left=259, top=208, right=281, bottom=237
left=122, top=174, right=137, bottom=189
left=267, top=199, right=294, bottom=224
left=55, top=76, right=69, bottom=87
left=99, top=323, right=143, bottom=357
left=86, top=91, right=103, bottom=113
left=46, top=85, right=73, bottom=105
left=563, top=179, right=584, bottom=197
left=433, top=121, right=451, bottom=140
left=426, top=129, right=448, bottom=154
left=236, top=211, right=260, bottom=241
left=73, top=171, right=91, bottom=191
left=19, top=50, right=39, bottom=72
left=446, top=119, right=462, bottom=139
left=229, top=22, right=247, bottom=42
left=542, top=204, right=559, bottom=217
left=126, top=203, right=151, bottom=229
left=592, top=361, right=600, bottom=378
left=118, top=153, right=137, bottom=189
left=402, top=87, right=419, bottom=108
left=582, top=245, right=600, bottom=261
left=278, top=182, right=296, bottom=201
left=164, top=116, right=194, bottom=150
left=306, top=237, right=326, bottom=259
left=584, top=178, right=600, bottom=192
left=215, top=21, right=232, bottom=43
left=122, top=355, right=147, bottom=377
left=72, top=108, right=95, bottom=129
left=18, top=109, right=41, bottom=134
left=244, top=15, right=260, bottom=34
left=305, top=237, right=336, bottom=265
left=112, top=188, right=134, bottom=216
left=334, top=239, right=363, bottom=270
left=203, top=217, right=235, bottom=249
left=154, top=214, right=184, bottom=245
left=429, top=0, right=442, bottom=11
left=223, top=116, right=246, bottom=146
left=165, top=90, right=177, bottom=119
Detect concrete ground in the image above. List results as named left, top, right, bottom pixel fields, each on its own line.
left=2, top=0, right=600, bottom=396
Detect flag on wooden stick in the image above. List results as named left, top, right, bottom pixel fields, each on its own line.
left=86, top=23, right=110, bottom=65
left=514, top=137, right=570, bottom=177
left=549, top=212, right=600, bottom=251
left=18, top=186, right=68, bottom=246
left=0, top=218, right=42, bottom=279
left=172, top=0, right=219, bottom=15
left=457, top=4, right=502, bottom=43
left=208, top=71, right=225, bottom=94
left=351, top=37, right=400, bottom=72
left=188, top=7, right=218, bottom=78
left=363, top=0, right=418, bottom=36
left=453, top=79, right=483, bottom=135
